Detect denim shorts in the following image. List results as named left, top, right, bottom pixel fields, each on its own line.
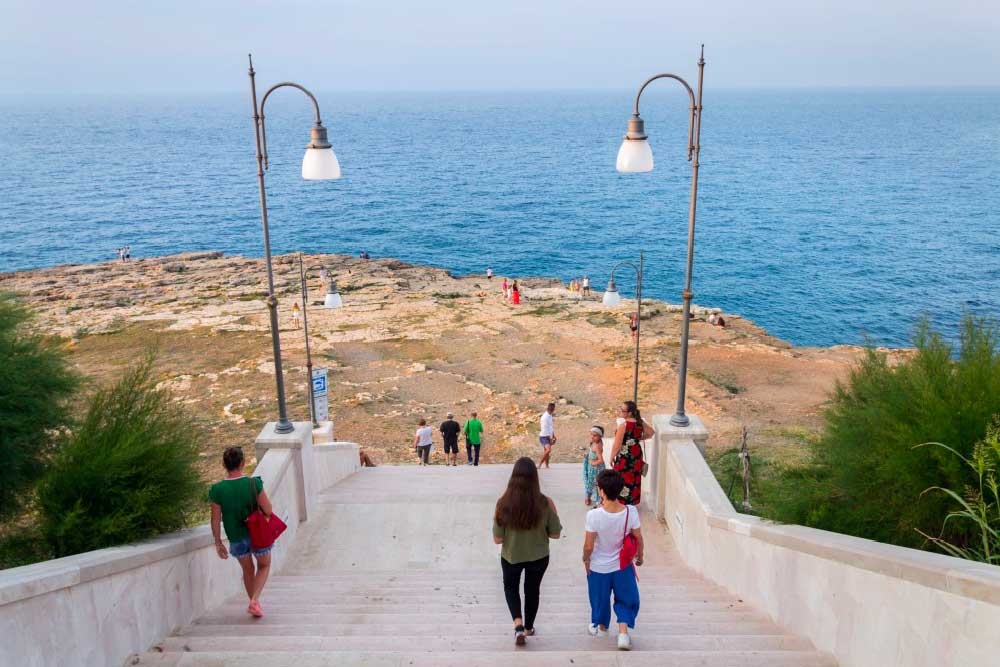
left=539, top=436, right=552, bottom=447
left=228, top=537, right=273, bottom=558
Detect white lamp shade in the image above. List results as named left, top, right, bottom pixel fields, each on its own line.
left=616, top=139, right=654, bottom=173
left=302, top=147, right=341, bottom=180
left=323, top=291, right=343, bottom=309
left=602, top=289, right=622, bottom=307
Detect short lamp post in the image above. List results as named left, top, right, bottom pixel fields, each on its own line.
left=249, top=54, right=341, bottom=434
left=602, top=253, right=644, bottom=404
left=297, top=254, right=343, bottom=428
left=615, top=46, right=705, bottom=428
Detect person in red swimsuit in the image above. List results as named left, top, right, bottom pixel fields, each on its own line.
left=511, top=281, right=521, bottom=305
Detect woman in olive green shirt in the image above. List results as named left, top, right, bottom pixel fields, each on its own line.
left=209, top=446, right=275, bottom=618
left=493, top=457, right=563, bottom=646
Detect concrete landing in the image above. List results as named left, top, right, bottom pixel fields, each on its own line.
left=130, top=465, right=835, bottom=666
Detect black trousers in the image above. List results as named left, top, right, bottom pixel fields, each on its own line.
left=466, top=441, right=481, bottom=465
left=416, top=445, right=430, bottom=464
left=500, top=555, right=549, bottom=629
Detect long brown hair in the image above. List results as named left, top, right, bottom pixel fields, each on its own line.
left=624, top=400, right=643, bottom=426
left=494, top=457, right=548, bottom=530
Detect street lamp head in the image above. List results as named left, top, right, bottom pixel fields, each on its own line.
left=616, top=114, right=654, bottom=173
left=302, top=122, right=341, bottom=180
left=323, top=279, right=343, bottom=309
left=602, top=279, right=622, bottom=307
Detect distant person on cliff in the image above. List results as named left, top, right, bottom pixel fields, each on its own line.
left=583, top=426, right=607, bottom=506
left=502, top=278, right=509, bottom=299
left=487, top=267, right=493, bottom=280
left=629, top=313, right=638, bottom=340
left=464, top=410, right=484, bottom=466
left=493, top=457, right=563, bottom=647
left=537, top=402, right=556, bottom=469
left=610, top=401, right=654, bottom=505
left=413, top=418, right=434, bottom=466
left=511, top=281, right=521, bottom=305
left=440, top=412, right=461, bottom=467
left=583, top=469, right=644, bottom=650
left=291, top=302, right=302, bottom=328
left=210, top=446, right=275, bottom=618
left=582, top=275, right=591, bottom=296
left=124, top=245, right=131, bottom=262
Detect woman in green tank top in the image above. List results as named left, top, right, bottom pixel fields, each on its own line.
left=209, top=446, right=275, bottom=618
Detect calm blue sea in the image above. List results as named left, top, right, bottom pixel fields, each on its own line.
left=1, top=88, right=998, bottom=348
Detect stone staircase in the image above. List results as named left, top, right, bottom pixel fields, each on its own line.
left=129, top=465, right=836, bottom=666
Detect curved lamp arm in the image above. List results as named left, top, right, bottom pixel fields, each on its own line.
left=628, top=45, right=704, bottom=161
left=610, top=260, right=641, bottom=293
left=250, top=55, right=330, bottom=170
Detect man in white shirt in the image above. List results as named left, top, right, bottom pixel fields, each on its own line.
left=582, top=275, right=591, bottom=296
left=537, top=402, right=556, bottom=469
left=412, top=418, right=434, bottom=466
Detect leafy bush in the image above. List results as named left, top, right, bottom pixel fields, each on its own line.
left=767, top=316, right=1000, bottom=548
left=916, top=422, right=1000, bottom=563
left=37, top=354, right=205, bottom=557
left=0, top=293, right=79, bottom=518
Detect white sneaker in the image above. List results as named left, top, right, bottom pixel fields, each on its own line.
left=617, top=632, right=632, bottom=650
left=588, top=624, right=607, bottom=637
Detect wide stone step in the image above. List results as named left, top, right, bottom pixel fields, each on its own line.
left=194, top=610, right=773, bottom=626
left=180, top=621, right=788, bottom=637
left=211, top=599, right=755, bottom=615
left=244, top=592, right=739, bottom=605
left=129, top=649, right=837, bottom=666
left=153, top=634, right=816, bottom=653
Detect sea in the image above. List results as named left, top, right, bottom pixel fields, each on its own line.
left=1, top=88, right=998, bottom=348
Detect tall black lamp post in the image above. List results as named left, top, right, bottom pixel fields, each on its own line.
left=602, top=253, right=644, bottom=404
left=249, top=55, right=341, bottom=434
left=297, top=254, right=343, bottom=428
left=615, top=46, right=705, bottom=427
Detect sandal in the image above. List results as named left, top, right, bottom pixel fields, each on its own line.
left=248, top=600, right=263, bottom=618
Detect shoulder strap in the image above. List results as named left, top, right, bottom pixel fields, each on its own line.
left=622, top=506, right=629, bottom=540
left=249, top=475, right=259, bottom=512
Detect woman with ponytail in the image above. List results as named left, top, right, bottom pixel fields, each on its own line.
left=610, top=401, right=654, bottom=505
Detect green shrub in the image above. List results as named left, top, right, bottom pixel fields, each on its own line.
left=37, top=354, right=205, bottom=557
left=916, top=422, right=1000, bottom=564
left=0, top=293, right=79, bottom=519
left=767, top=315, right=1000, bottom=548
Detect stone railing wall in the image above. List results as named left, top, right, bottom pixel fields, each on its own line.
left=651, top=414, right=1000, bottom=667
left=0, top=423, right=359, bottom=667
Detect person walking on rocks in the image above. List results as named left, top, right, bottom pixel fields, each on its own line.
left=440, top=412, right=461, bottom=467
left=291, top=302, right=302, bottom=328
left=210, top=446, right=275, bottom=618
left=583, top=426, right=606, bottom=506
left=493, top=457, right=563, bottom=647
left=413, top=418, right=434, bottom=466
left=511, top=281, right=521, bottom=305
left=582, top=275, right=591, bottom=296
left=583, top=469, right=644, bottom=650
left=537, top=402, right=556, bottom=469
left=611, top=401, right=654, bottom=505
left=502, top=278, right=509, bottom=300
left=487, top=267, right=494, bottom=280
left=464, top=410, right=484, bottom=466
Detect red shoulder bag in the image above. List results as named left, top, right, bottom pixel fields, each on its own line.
left=619, top=506, right=638, bottom=570
left=246, top=476, right=287, bottom=549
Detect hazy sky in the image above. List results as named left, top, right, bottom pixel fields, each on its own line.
left=1, top=0, right=998, bottom=94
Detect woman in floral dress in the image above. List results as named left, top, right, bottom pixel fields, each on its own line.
left=611, top=401, right=655, bottom=505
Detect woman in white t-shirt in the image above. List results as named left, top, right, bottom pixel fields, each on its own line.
left=412, top=418, right=434, bottom=466
left=582, top=469, right=644, bottom=651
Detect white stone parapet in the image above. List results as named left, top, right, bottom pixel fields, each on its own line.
left=0, top=424, right=360, bottom=667
left=653, top=413, right=1000, bottom=667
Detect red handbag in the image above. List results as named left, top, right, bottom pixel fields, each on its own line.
left=245, top=476, right=286, bottom=549
left=619, top=506, right=638, bottom=570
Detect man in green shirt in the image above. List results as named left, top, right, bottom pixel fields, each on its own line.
left=464, top=411, right=485, bottom=466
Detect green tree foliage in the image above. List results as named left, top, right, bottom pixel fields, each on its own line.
left=37, top=355, right=205, bottom=557
left=0, top=293, right=79, bottom=518
left=768, top=316, right=1000, bottom=548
